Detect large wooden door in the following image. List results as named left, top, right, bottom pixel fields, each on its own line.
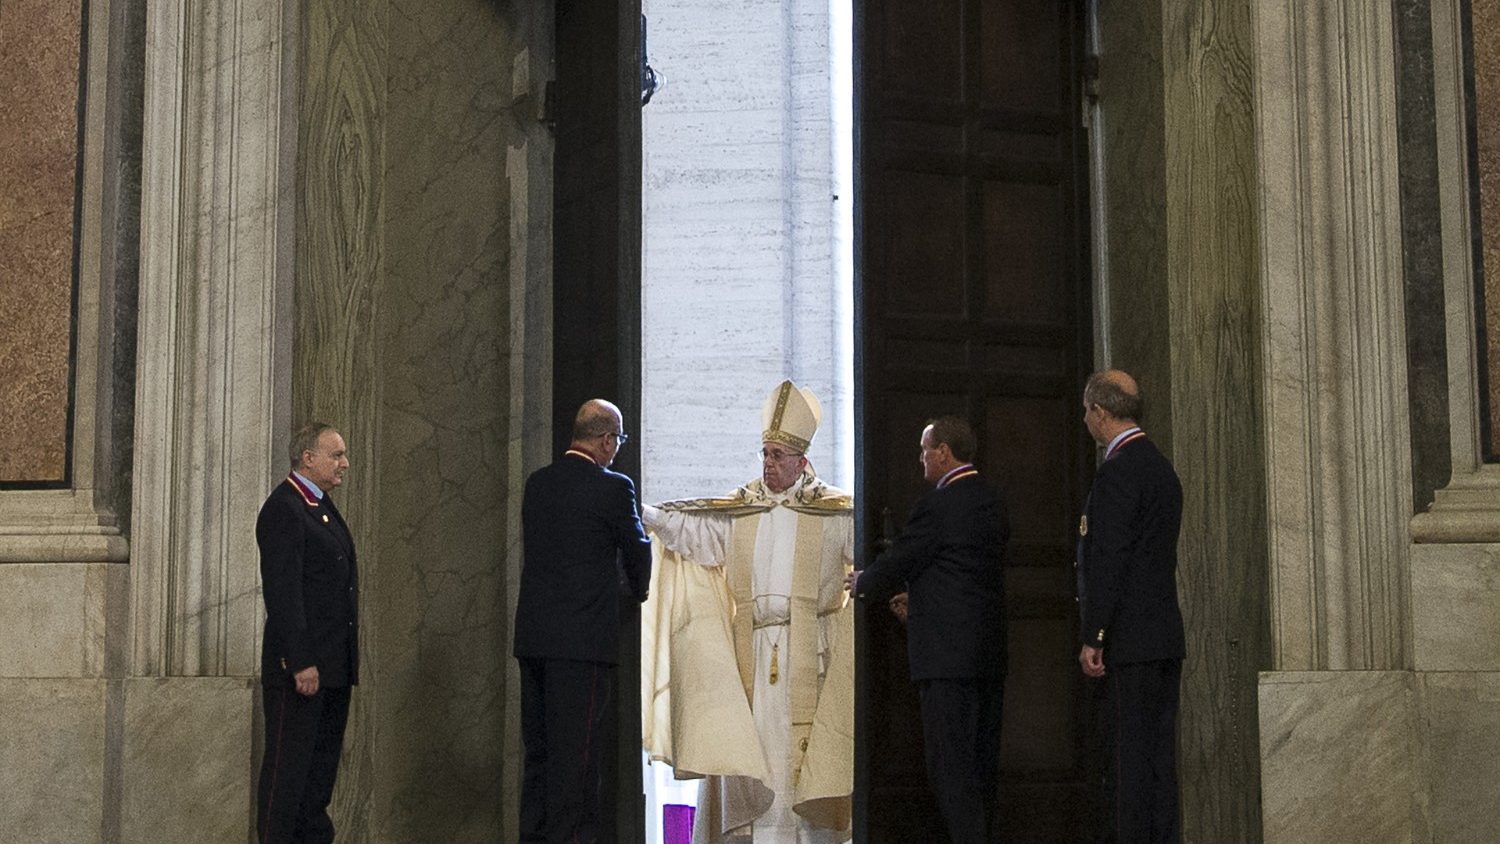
left=854, top=1, right=1093, bottom=840
left=553, top=2, right=643, bottom=841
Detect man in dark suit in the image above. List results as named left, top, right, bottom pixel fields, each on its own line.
left=849, top=416, right=1009, bottom=844
left=255, top=422, right=358, bottom=844
left=513, top=399, right=652, bottom=843
left=1076, top=370, right=1185, bottom=843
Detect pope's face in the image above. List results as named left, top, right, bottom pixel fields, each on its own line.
left=761, top=442, right=807, bottom=493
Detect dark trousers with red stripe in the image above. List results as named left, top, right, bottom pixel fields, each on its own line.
left=1099, top=659, right=1181, bottom=843
left=256, top=684, right=352, bottom=844
left=518, top=657, right=615, bottom=844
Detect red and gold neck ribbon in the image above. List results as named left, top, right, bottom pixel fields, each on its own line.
left=1105, top=430, right=1146, bottom=461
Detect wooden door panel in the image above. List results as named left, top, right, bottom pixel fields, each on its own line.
left=880, top=2, right=964, bottom=103
left=984, top=394, right=1073, bottom=551
left=877, top=173, right=967, bottom=312
left=979, top=0, right=1064, bottom=112
left=982, top=182, right=1066, bottom=324
left=857, top=0, right=1090, bottom=840
left=1001, top=616, right=1079, bottom=769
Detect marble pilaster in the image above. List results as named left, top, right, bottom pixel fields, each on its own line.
left=1252, top=0, right=1414, bottom=671
left=131, top=0, right=296, bottom=678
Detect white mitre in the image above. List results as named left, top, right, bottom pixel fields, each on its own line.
left=762, top=380, right=822, bottom=453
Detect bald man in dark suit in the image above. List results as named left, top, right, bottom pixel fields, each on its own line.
left=1076, top=370, right=1185, bottom=843
left=513, top=399, right=652, bottom=843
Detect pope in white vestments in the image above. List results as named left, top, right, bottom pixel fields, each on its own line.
left=642, top=381, right=854, bottom=844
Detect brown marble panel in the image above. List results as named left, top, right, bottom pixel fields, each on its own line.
left=1472, top=0, right=1500, bottom=458
left=0, top=0, right=84, bottom=483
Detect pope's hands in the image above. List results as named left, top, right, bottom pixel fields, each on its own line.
left=843, top=569, right=860, bottom=593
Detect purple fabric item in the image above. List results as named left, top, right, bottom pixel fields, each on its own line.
left=663, top=804, right=695, bottom=844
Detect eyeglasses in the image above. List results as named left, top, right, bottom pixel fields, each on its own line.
left=759, top=448, right=803, bottom=462
left=607, top=431, right=630, bottom=446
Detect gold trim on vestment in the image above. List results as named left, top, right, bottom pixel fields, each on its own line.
left=652, top=471, right=852, bottom=516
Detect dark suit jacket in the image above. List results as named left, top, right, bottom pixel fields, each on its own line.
left=513, top=452, right=653, bottom=665
left=1077, top=435, right=1185, bottom=664
left=257, top=476, right=359, bottom=687
left=858, top=474, right=1009, bottom=680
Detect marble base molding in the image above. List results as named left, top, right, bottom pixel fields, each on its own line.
left=1259, top=671, right=1422, bottom=843
left=0, top=677, right=256, bottom=844
left=1261, top=669, right=1500, bottom=843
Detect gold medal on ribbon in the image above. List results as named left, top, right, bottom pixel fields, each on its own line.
left=1079, top=515, right=1088, bottom=536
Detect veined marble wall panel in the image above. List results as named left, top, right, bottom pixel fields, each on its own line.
left=367, top=0, right=512, bottom=837
left=296, top=0, right=388, bottom=835
left=1259, top=671, right=1424, bottom=843
left=0, top=562, right=126, bottom=678
left=297, top=0, right=530, bottom=838
left=119, top=677, right=254, bottom=843
left=0, top=0, right=82, bottom=484
left=1096, top=2, right=1171, bottom=438
left=1159, top=0, right=1268, bottom=838
left=0, top=679, right=107, bottom=842
left=639, top=0, right=847, bottom=504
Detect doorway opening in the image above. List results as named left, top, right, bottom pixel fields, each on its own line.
left=637, top=0, right=855, bottom=841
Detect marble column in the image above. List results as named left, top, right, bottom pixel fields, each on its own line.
left=125, top=0, right=297, bottom=838
left=1252, top=1, right=1427, bottom=840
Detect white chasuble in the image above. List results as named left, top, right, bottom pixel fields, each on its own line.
left=642, top=472, right=854, bottom=844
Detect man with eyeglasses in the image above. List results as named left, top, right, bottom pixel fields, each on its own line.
left=514, top=398, right=653, bottom=843
left=641, top=380, right=855, bottom=844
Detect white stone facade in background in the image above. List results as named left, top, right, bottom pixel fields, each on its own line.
left=640, top=0, right=853, bottom=504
